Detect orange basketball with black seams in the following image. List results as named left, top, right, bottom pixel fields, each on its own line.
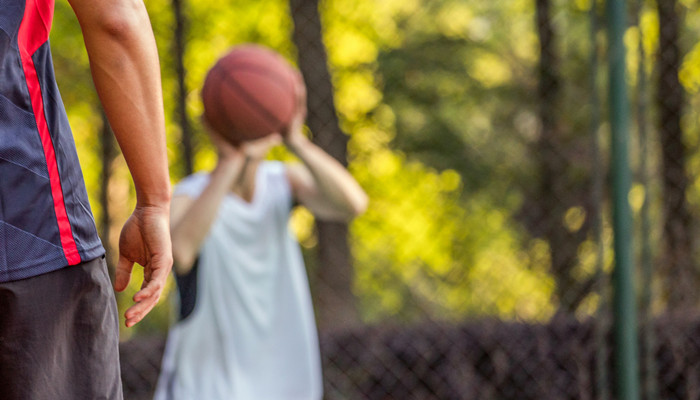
left=201, top=44, right=299, bottom=144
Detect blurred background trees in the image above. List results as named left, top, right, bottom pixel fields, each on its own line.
left=49, top=0, right=700, bottom=336
left=48, top=0, right=700, bottom=397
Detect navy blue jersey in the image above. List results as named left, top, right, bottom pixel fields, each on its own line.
left=0, top=0, right=104, bottom=282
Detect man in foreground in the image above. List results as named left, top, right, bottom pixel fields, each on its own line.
left=0, top=0, right=172, bottom=398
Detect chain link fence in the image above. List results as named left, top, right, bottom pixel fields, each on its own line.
left=53, top=0, right=700, bottom=398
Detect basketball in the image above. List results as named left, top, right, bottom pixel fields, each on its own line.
left=201, top=44, right=300, bottom=144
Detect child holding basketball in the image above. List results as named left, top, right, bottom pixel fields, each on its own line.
left=154, top=77, right=368, bottom=399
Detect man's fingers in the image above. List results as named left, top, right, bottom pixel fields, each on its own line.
left=125, top=285, right=163, bottom=326
left=114, top=255, right=134, bottom=292
left=125, top=257, right=171, bottom=327
left=133, top=270, right=165, bottom=302
left=133, top=256, right=170, bottom=302
left=124, top=294, right=160, bottom=327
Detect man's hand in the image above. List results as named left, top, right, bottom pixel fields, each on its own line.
left=114, top=204, right=173, bottom=328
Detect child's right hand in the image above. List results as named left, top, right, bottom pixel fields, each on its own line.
left=213, top=130, right=281, bottom=165
left=240, top=133, right=282, bottom=161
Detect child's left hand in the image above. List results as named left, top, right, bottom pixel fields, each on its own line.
left=282, top=72, right=308, bottom=149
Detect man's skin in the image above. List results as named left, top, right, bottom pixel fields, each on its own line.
left=66, top=0, right=172, bottom=327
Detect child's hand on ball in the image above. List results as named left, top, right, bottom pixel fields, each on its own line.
left=240, top=133, right=282, bottom=161
left=209, top=129, right=241, bottom=161
left=282, top=76, right=308, bottom=150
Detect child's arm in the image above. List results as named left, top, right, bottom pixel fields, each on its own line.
left=170, top=133, right=280, bottom=275
left=283, top=86, right=368, bottom=221
left=170, top=156, right=243, bottom=275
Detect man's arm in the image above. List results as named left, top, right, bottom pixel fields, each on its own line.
left=67, top=0, right=172, bottom=328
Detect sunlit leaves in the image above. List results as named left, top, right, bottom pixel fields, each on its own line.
left=49, top=0, right=644, bottom=330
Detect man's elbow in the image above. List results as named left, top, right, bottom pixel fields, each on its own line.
left=90, top=1, right=151, bottom=42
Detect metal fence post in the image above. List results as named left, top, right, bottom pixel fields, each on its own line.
left=607, top=0, right=640, bottom=399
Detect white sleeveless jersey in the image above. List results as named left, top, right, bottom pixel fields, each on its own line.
left=154, top=162, right=323, bottom=400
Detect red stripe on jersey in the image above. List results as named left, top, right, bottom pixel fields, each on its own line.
left=18, top=0, right=81, bottom=265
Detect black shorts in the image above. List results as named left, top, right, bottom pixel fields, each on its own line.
left=0, top=257, right=123, bottom=400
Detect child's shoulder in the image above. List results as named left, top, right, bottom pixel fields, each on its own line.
left=261, top=161, right=293, bottom=189
left=173, top=172, right=210, bottom=198
left=261, top=160, right=286, bottom=176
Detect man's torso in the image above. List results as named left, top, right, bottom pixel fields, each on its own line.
left=0, top=0, right=104, bottom=282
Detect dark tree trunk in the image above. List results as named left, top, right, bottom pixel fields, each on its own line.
left=656, top=0, right=696, bottom=307
left=99, top=110, right=117, bottom=278
left=172, top=0, right=194, bottom=177
left=289, top=0, right=359, bottom=330
left=534, top=0, right=587, bottom=312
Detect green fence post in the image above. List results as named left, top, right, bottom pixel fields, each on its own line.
left=606, top=0, right=640, bottom=399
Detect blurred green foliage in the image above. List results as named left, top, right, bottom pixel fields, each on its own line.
left=47, top=0, right=584, bottom=337
left=48, top=0, right=700, bottom=336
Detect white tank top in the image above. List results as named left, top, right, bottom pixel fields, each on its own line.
left=154, top=161, right=323, bottom=400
